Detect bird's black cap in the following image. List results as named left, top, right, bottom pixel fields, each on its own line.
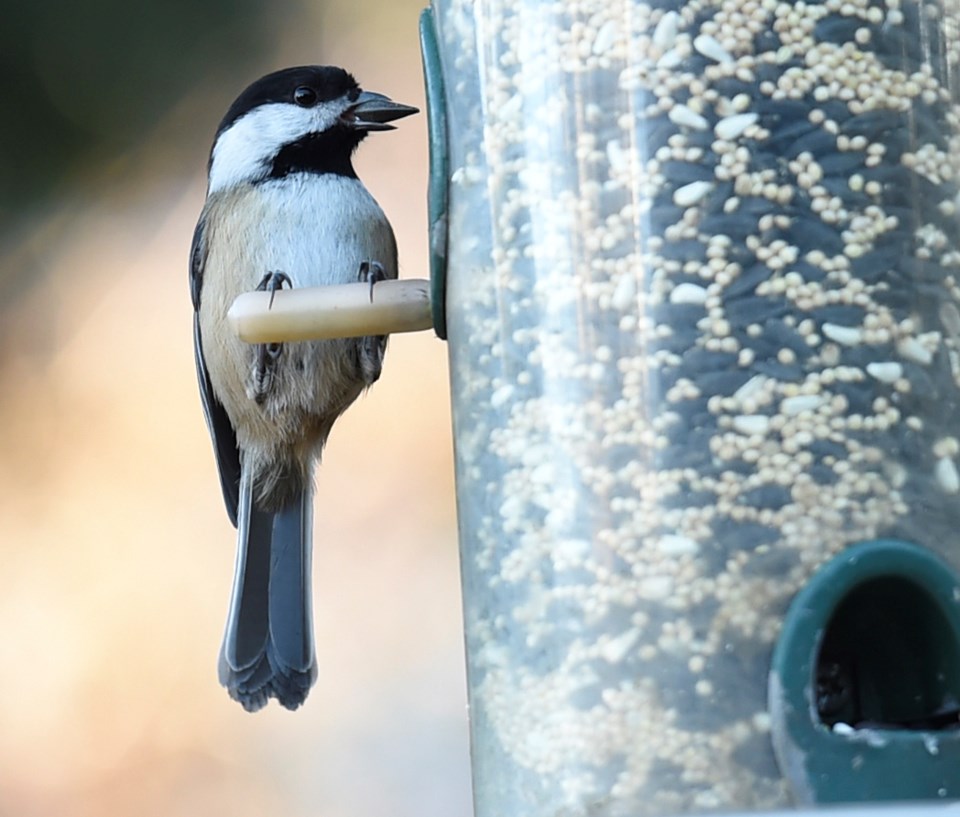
left=216, top=65, right=360, bottom=139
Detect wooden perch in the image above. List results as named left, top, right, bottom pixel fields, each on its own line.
left=228, top=278, right=433, bottom=343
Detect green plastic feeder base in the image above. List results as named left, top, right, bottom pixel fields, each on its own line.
left=770, top=539, right=960, bottom=804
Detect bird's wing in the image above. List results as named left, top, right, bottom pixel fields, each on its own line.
left=191, top=214, right=242, bottom=527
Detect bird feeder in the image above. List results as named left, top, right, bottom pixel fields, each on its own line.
left=421, top=0, right=960, bottom=813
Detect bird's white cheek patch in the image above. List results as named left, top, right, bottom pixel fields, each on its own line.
left=208, top=99, right=347, bottom=194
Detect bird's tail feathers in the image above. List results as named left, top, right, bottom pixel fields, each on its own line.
left=219, top=467, right=317, bottom=712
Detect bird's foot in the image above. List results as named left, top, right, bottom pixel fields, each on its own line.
left=357, top=261, right=387, bottom=384
left=253, top=271, right=292, bottom=403
left=256, top=270, right=293, bottom=308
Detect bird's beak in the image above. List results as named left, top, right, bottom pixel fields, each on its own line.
left=346, top=91, right=419, bottom=131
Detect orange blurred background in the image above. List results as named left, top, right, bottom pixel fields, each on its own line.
left=0, top=1, right=470, bottom=815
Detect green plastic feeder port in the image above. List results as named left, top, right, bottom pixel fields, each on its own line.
left=770, top=539, right=960, bottom=804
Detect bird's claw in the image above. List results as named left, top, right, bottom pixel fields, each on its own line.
left=256, top=270, right=293, bottom=309
left=358, top=261, right=386, bottom=304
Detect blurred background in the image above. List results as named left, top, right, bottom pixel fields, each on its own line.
left=0, top=0, right=469, bottom=815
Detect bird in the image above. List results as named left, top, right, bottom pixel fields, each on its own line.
left=189, top=65, right=417, bottom=711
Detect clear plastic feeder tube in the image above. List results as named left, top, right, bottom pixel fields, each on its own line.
left=435, top=0, right=960, bottom=813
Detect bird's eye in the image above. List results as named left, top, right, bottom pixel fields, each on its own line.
left=293, top=86, right=317, bottom=107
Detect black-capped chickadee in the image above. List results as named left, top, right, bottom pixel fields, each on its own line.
left=189, top=66, right=417, bottom=711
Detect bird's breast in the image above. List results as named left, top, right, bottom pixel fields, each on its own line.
left=205, top=174, right=397, bottom=294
